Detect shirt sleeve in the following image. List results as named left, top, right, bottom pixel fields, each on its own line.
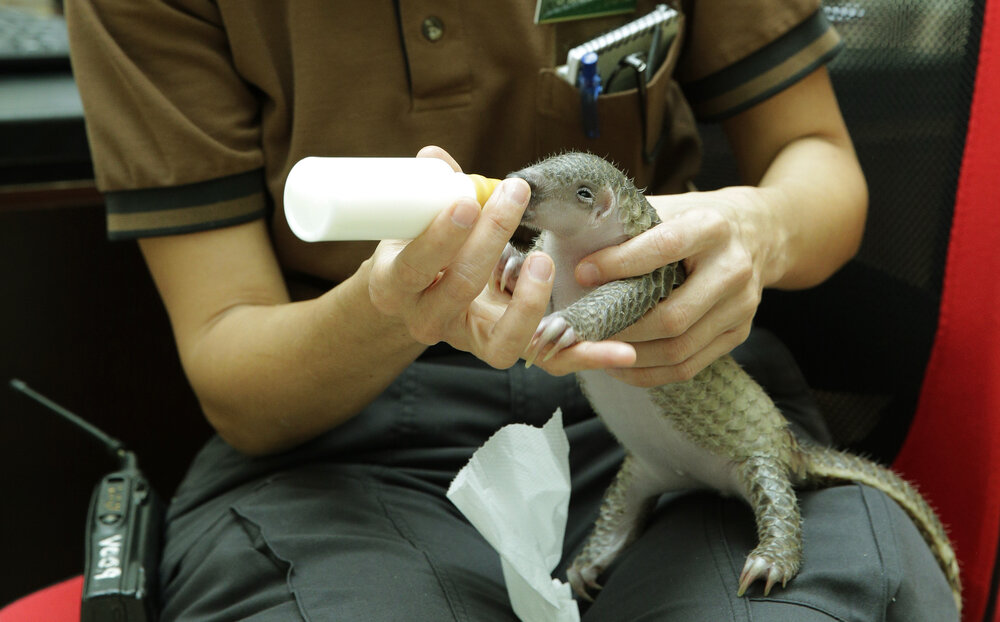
left=67, top=0, right=266, bottom=239
left=677, top=0, right=843, bottom=121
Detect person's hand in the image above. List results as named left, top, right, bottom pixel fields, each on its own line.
left=368, top=146, right=635, bottom=372
left=574, top=186, right=780, bottom=386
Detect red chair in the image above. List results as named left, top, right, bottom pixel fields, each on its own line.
left=891, top=0, right=1000, bottom=615
left=0, top=577, right=82, bottom=622
left=3, top=0, right=997, bottom=619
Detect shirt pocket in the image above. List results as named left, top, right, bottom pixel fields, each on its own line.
left=534, top=17, right=691, bottom=190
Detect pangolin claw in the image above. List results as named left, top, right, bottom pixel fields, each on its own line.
left=737, top=554, right=792, bottom=597
left=543, top=327, right=578, bottom=362
left=524, top=314, right=578, bottom=367
left=567, top=563, right=603, bottom=602
left=494, top=243, right=524, bottom=294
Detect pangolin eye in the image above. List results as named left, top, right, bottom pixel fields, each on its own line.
left=576, top=187, right=595, bottom=202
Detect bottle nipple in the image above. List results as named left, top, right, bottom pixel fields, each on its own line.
left=466, top=174, right=502, bottom=206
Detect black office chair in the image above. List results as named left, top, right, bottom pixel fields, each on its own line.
left=697, top=1, right=1000, bottom=619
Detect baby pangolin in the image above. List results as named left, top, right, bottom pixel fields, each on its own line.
left=494, top=151, right=961, bottom=612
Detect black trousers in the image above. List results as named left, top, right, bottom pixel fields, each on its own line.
left=158, top=330, right=956, bottom=621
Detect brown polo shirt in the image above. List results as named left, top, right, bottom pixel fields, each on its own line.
left=66, top=0, right=840, bottom=282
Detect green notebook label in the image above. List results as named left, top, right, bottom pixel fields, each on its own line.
left=534, top=0, right=637, bottom=24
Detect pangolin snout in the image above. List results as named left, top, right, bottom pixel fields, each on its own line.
left=506, top=171, right=540, bottom=222
left=506, top=171, right=537, bottom=196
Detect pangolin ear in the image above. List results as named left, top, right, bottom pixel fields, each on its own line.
left=588, top=188, right=617, bottom=227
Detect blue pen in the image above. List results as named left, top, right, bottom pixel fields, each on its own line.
left=578, top=51, right=602, bottom=139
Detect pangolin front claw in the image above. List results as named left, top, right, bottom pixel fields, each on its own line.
left=494, top=243, right=524, bottom=294
left=524, top=313, right=578, bottom=367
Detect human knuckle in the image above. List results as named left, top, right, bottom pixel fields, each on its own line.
left=657, top=305, right=690, bottom=337
left=729, top=256, right=754, bottom=284
left=441, top=263, right=483, bottom=301
left=729, top=185, right=761, bottom=209
left=368, top=283, right=389, bottom=312
left=480, top=351, right=499, bottom=367
left=541, top=363, right=571, bottom=377
left=659, top=336, right=694, bottom=366
left=741, top=286, right=762, bottom=311
left=393, top=255, right=432, bottom=290
left=732, top=323, right=752, bottom=345
left=482, top=344, right=518, bottom=369
left=672, top=361, right=701, bottom=383
left=493, top=352, right=520, bottom=370
left=369, top=282, right=402, bottom=316
left=701, top=209, right=729, bottom=237
left=611, top=368, right=640, bottom=386
left=649, top=227, right=679, bottom=260
left=634, top=369, right=664, bottom=388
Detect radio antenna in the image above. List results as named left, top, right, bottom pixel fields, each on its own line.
left=9, top=378, right=129, bottom=466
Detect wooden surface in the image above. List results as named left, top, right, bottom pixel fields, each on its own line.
left=0, top=179, right=102, bottom=211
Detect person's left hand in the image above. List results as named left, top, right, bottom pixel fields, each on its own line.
left=573, top=186, right=781, bottom=386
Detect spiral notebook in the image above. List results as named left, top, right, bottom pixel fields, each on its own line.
left=559, top=4, right=679, bottom=91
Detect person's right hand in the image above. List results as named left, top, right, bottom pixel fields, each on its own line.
left=367, top=146, right=635, bottom=372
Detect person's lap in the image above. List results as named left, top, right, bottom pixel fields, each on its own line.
left=160, top=462, right=955, bottom=621
left=160, top=465, right=513, bottom=621
left=159, top=329, right=956, bottom=621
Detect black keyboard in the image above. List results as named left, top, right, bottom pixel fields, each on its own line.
left=0, top=7, right=70, bottom=71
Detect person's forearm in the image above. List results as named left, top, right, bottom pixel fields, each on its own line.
left=720, top=66, right=868, bottom=292
left=181, top=258, right=425, bottom=456
left=139, top=170, right=552, bottom=456
left=567, top=68, right=866, bottom=385
left=746, top=133, right=868, bottom=291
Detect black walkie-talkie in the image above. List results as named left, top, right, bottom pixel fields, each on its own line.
left=10, top=380, right=162, bottom=622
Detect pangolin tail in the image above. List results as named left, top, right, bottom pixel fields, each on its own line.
left=800, top=443, right=962, bottom=614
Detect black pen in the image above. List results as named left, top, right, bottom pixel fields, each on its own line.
left=645, top=22, right=661, bottom=83
left=578, top=51, right=602, bottom=139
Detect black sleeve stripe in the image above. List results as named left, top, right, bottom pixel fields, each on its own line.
left=104, top=169, right=266, bottom=239
left=105, top=168, right=264, bottom=213
left=683, top=10, right=843, bottom=122
left=107, top=195, right=266, bottom=240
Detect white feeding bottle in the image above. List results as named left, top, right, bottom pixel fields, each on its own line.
left=283, top=157, right=503, bottom=241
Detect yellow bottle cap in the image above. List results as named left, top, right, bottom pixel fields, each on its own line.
left=467, top=174, right=503, bottom=207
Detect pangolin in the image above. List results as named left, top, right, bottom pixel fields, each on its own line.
left=495, top=151, right=961, bottom=612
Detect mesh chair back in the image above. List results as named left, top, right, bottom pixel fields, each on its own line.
left=697, top=0, right=984, bottom=461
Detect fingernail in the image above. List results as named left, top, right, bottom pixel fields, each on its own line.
left=577, top=262, right=600, bottom=286
left=451, top=201, right=479, bottom=229
left=527, top=255, right=552, bottom=282
left=503, top=178, right=530, bottom=204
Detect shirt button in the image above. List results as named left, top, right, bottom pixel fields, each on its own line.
left=421, top=16, right=444, bottom=42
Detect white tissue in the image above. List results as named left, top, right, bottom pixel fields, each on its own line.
left=447, top=410, right=580, bottom=622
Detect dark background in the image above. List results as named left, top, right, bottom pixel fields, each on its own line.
left=0, top=201, right=211, bottom=606
left=0, top=1, right=212, bottom=605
